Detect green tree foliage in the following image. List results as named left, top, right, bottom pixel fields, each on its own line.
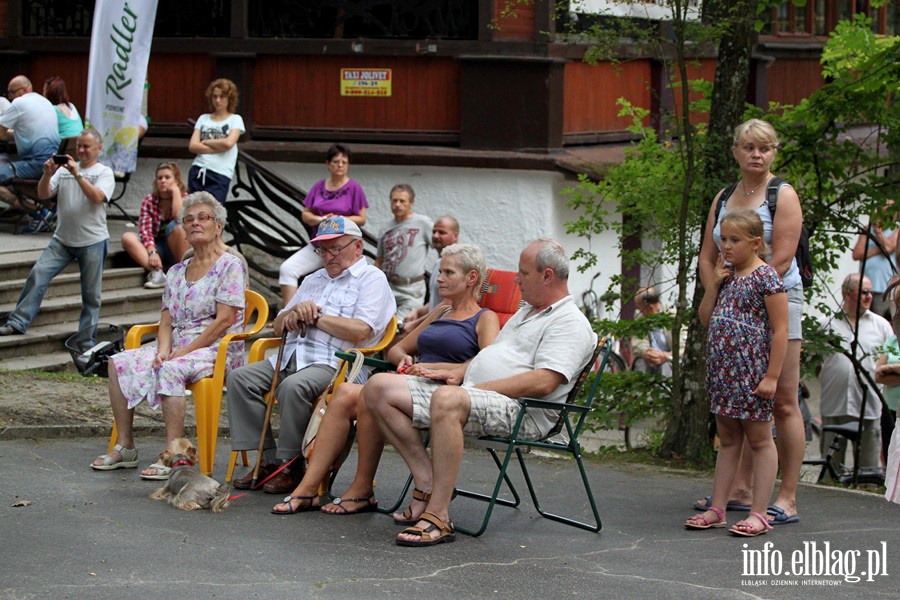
left=565, top=8, right=899, bottom=461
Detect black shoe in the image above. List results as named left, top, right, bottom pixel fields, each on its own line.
left=0, top=325, right=24, bottom=336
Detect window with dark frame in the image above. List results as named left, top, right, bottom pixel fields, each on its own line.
left=766, top=0, right=895, bottom=37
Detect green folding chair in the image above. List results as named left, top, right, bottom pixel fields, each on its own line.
left=384, top=336, right=612, bottom=536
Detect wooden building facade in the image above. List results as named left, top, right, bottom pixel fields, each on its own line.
left=0, top=1, right=894, bottom=153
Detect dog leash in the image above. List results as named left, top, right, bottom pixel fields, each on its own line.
left=226, top=348, right=366, bottom=503
left=226, top=453, right=305, bottom=502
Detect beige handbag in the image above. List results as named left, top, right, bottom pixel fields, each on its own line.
left=301, top=349, right=366, bottom=461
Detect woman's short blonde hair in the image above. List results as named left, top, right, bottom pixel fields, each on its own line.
left=733, top=118, right=779, bottom=149
left=440, top=243, right=487, bottom=290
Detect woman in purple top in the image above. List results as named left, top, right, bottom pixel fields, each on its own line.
left=270, top=243, right=499, bottom=516
left=278, top=144, right=368, bottom=305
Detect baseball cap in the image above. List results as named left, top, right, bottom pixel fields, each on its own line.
left=310, top=216, right=363, bottom=244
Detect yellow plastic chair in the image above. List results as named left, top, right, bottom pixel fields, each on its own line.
left=225, top=315, right=397, bottom=483
left=107, top=289, right=269, bottom=476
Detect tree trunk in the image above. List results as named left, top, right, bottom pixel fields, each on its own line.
left=658, top=0, right=758, bottom=463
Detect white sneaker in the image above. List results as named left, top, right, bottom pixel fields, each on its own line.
left=144, top=269, right=166, bottom=289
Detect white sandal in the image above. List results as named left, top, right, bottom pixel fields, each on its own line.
left=140, top=463, right=172, bottom=480
left=91, top=444, right=139, bottom=471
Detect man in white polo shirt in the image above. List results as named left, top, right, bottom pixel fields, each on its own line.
left=366, top=238, right=596, bottom=546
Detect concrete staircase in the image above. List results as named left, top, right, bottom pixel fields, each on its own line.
left=0, top=227, right=163, bottom=372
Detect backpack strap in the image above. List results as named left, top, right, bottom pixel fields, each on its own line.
left=765, top=176, right=785, bottom=216
left=714, top=182, right=739, bottom=221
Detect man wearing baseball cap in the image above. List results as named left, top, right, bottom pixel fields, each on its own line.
left=226, top=216, right=396, bottom=493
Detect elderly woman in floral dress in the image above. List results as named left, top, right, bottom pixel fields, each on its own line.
left=90, top=191, right=246, bottom=480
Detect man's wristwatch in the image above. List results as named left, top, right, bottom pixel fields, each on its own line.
left=148, top=249, right=158, bottom=256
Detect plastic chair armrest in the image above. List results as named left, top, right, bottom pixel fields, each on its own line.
left=249, top=337, right=283, bottom=364
left=125, top=322, right=161, bottom=350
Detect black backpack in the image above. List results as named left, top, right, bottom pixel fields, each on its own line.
left=715, top=177, right=813, bottom=288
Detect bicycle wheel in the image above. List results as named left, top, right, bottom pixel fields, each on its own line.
left=598, top=351, right=633, bottom=448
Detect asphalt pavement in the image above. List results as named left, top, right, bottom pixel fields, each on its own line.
left=0, top=434, right=897, bottom=600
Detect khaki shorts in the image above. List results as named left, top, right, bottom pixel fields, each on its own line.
left=406, top=376, right=544, bottom=441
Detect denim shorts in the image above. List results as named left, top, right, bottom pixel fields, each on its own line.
left=787, top=285, right=803, bottom=341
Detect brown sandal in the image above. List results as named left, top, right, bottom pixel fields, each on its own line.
left=393, top=488, right=431, bottom=525
left=395, top=512, right=456, bottom=547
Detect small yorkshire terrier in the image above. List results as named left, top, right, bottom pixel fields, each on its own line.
left=149, top=438, right=230, bottom=513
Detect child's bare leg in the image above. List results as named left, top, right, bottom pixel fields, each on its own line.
left=689, top=415, right=742, bottom=526
left=743, top=419, right=778, bottom=517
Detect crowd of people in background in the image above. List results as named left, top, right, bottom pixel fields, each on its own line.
left=2, top=71, right=899, bottom=546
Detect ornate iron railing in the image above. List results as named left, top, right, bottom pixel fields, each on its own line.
left=228, top=148, right=378, bottom=284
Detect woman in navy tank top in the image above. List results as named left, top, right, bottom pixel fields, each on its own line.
left=272, top=244, right=499, bottom=515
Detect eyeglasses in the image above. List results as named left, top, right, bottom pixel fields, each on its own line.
left=861, top=290, right=874, bottom=296
left=314, top=239, right=355, bottom=257
left=182, top=212, right=213, bottom=225
left=330, top=159, right=348, bottom=166
left=7, top=87, right=25, bottom=97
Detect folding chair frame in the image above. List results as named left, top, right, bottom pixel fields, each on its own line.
left=386, top=336, right=612, bottom=537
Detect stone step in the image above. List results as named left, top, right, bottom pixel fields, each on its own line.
left=0, top=247, right=77, bottom=281
left=0, top=284, right=163, bottom=330
left=0, top=267, right=146, bottom=304
left=0, top=234, right=132, bottom=278
left=0, top=309, right=161, bottom=363
left=0, top=321, right=276, bottom=371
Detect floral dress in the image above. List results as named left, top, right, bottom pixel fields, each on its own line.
left=706, top=264, right=785, bottom=422
left=113, top=252, right=246, bottom=410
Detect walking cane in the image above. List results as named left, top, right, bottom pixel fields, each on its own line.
left=249, top=323, right=305, bottom=488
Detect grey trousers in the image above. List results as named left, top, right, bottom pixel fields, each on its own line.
left=391, top=280, right=426, bottom=320
left=226, top=359, right=335, bottom=461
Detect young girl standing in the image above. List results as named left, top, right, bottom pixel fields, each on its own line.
left=187, top=78, right=244, bottom=204
left=686, top=208, right=788, bottom=537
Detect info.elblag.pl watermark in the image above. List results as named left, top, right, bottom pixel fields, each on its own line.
left=741, top=541, right=889, bottom=586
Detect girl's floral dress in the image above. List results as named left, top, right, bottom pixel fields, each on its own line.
left=706, top=263, right=784, bottom=421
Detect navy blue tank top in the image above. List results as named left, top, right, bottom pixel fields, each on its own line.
left=416, top=308, right=487, bottom=364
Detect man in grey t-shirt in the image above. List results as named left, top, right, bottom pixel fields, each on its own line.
left=400, top=214, right=460, bottom=334
left=375, top=183, right=433, bottom=321
left=0, top=129, right=114, bottom=346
